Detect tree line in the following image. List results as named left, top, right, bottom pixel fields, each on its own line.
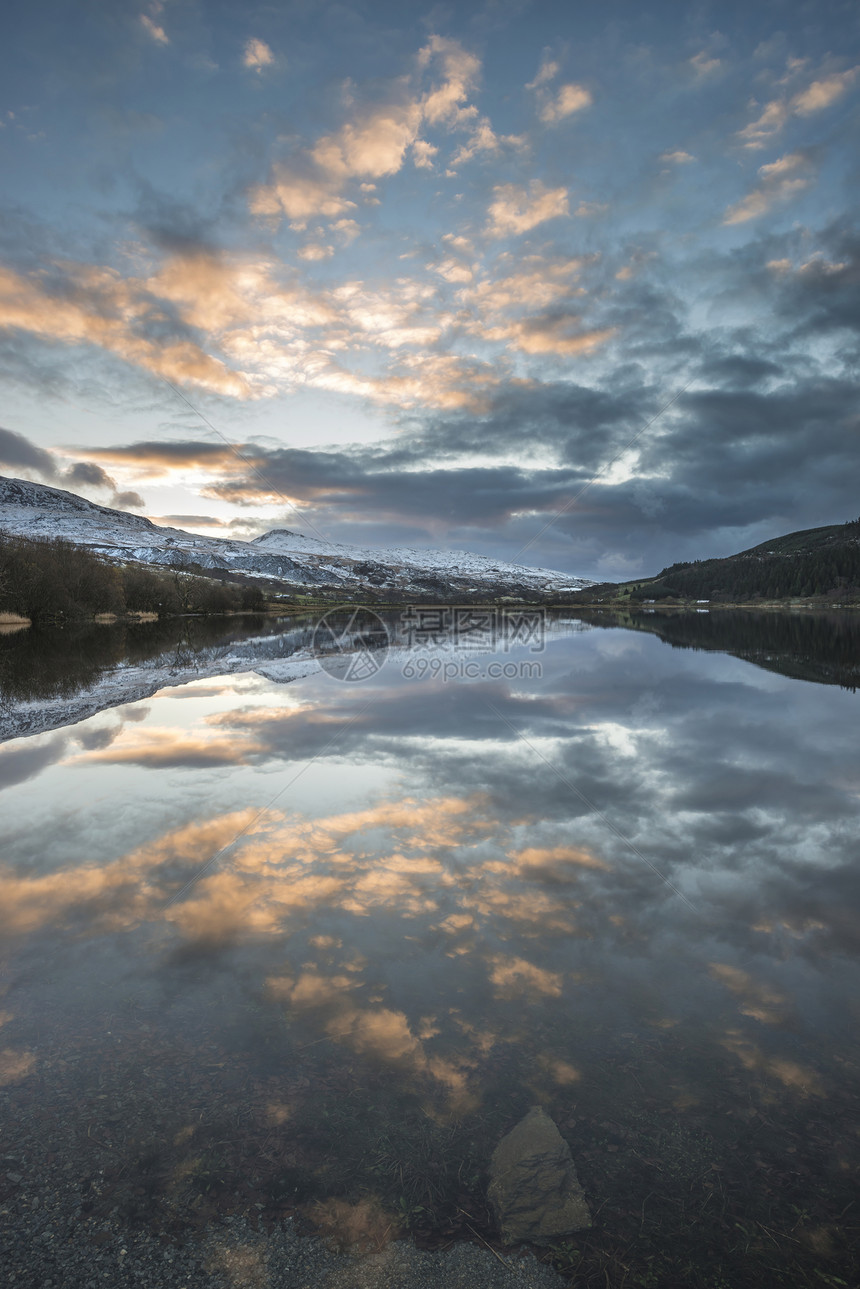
left=0, top=532, right=267, bottom=623
left=638, top=546, right=860, bottom=602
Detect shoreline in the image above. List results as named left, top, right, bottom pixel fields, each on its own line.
left=4, top=597, right=860, bottom=630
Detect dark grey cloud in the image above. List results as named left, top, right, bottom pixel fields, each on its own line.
left=63, top=461, right=116, bottom=490
left=209, top=453, right=591, bottom=527
left=76, top=725, right=121, bottom=751
left=775, top=225, right=860, bottom=340
left=113, top=489, right=145, bottom=508
left=0, top=425, right=57, bottom=479
left=130, top=181, right=221, bottom=257
left=0, top=734, right=68, bottom=789
left=697, top=355, right=783, bottom=388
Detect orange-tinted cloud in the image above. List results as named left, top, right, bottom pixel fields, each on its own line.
left=723, top=152, right=812, bottom=224
left=486, top=181, right=570, bottom=237
left=243, top=38, right=274, bottom=73
left=0, top=810, right=259, bottom=937
left=738, top=64, right=859, bottom=149
left=250, top=36, right=487, bottom=229
left=71, top=726, right=262, bottom=768
left=488, top=954, right=564, bottom=999
left=0, top=264, right=251, bottom=397
left=539, top=83, right=592, bottom=124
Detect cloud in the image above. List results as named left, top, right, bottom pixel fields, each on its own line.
left=458, top=257, right=588, bottom=315
left=660, top=150, right=695, bottom=164
left=83, top=439, right=246, bottom=476
left=140, top=13, right=168, bottom=46
left=690, top=51, right=721, bottom=77
left=739, top=64, right=859, bottom=148
left=0, top=809, right=260, bottom=937
left=113, top=490, right=145, bottom=509
left=758, top=153, right=806, bottom=181
left=0, top=262, right=253, bottom=397
left=418, top=34, right=481, bottom=127
left=0, top=431, right=148, bottom=508
left=331, top=218, right=360, bottom=245
left=310, top=104, right=425, bottom=181
left=153, top=514, right=226, bottom=527
left=527, top=54, right=592, bottom=126
left=250, top=36, right=494, bottom=228
left=456, top=257, right=614, bottom=356
left=53, top=460, right=143, bottom=510
left=1, top=246, right=495, bottom=407
left=49, top=232, right=859, bottom=571
left=297, top=243, right=334, bottom=262
left=449, top=118, right=524, bottom=167
left=0, top=55, right=609, bottom=421
left=792, top=67, right=859, bottom=114
left=45, top=239, right=501, bottom=418
left=63, top=461, right=116, bottom=491
left=495, top=316, right=615, bottom=357
left=0, top=425, right=57, bottom=478
left=411, top=139, right=438, bottom=169
left=573, top=201, right=608, bottom=216
left=434, top=260, right=474, bottom=286
left=75, top=726, right=261, bottom=768
left=242, top=38, right=274, bottom=73
left=538, top=83, right=593, bottom=125
left=488, top=956, right=563, bottom=999
left=0, top=735, right=69, bottom=789
left=526, top=53, right=560, bottom=91
left=723, top=152, right=812, bottom=225
left=511, top=845, right=609, bottom=881
left=738, top=99, right=789, bottom=149
left=486, top=181, right=569, bottom=237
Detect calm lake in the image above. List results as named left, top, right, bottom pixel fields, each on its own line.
left=1, top=608, right=858, bottom=1286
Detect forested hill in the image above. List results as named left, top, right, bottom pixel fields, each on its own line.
left=580, top=518, right=860, bottom=604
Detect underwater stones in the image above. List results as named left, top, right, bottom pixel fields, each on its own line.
left=488, top=1106, right=591, bottom=1246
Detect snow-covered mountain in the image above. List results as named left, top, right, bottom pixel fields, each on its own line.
left=0, top=476, right=591, bottom=599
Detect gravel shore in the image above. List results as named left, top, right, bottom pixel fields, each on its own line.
left=1, top=1192, right=566, bottom=1289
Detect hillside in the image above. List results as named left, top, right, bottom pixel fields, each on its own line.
left=575, top=519, right=860, bottom=605
left=0, top=476, right=590, bottom=604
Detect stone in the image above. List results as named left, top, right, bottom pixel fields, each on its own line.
left=488, top=1106, right=591, bottom=1246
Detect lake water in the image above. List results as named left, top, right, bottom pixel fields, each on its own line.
left=1, top=609, right=858, bottom=1286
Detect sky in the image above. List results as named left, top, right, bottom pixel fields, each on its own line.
left=0, top=0, right=858, bottom=580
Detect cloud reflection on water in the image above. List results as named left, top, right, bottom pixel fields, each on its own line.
left=0, top=618, right=858, bottom=1124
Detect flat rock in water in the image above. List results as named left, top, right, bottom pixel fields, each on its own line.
left=488, top=1106, right=592, bottom=1246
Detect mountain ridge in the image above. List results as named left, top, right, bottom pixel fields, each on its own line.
left=0, top=475, right=591, bottom=600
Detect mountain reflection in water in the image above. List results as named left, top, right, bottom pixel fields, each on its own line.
left=0, top=609, right=858, bottom=1287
